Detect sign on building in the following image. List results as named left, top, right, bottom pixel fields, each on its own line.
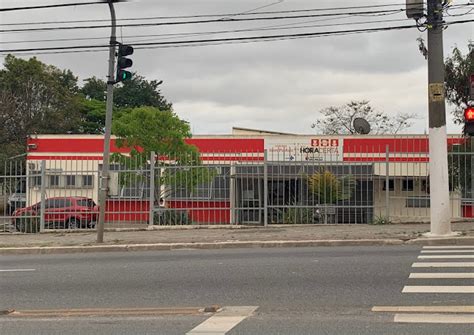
left=265, top=136, right=344, bottom=162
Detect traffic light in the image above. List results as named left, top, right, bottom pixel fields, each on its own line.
left=464, top=106, right=474, bottom=136
left=116, top=43, right=133, bottom=83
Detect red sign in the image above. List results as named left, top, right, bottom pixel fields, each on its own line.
left=311, top=139, right=339, bottom=147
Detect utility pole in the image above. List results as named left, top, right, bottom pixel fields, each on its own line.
left=424, top=0, right=455, bottom=236
left=97, top=0, right=117, bottom=243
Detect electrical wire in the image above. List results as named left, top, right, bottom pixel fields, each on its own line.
left=1, top=19, right=471, bottom=55
left=0, top=9, right=408, bottom=34
left=0, top=1, right=104, bottom=12
left=0, top=17, right=415, bottom=45
left=0, top=2, right=416, bottom=26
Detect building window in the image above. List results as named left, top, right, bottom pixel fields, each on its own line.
left=82, top=175, right=94, bottom=188
left=66, top=175, right=76, bottom=187
left=402, top=179, right=414, bottom=191
left=30, top=171, right=42, bottom=187
left=382, top=179, right=395, bottom=191
left=406, top=196, right=430, bottom=208
left=49, top=175, right=60, bottom=187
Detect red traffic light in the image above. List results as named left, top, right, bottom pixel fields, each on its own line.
left=465, top=107, right=474, bottom=121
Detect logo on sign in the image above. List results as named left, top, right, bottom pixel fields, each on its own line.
left=311, top=139, right=339, bottom=147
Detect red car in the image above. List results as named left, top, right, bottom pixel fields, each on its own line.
left=12, top=197, right=99, bottom=230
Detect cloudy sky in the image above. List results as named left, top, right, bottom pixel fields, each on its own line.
left=0, top=0, right=472, bottom=135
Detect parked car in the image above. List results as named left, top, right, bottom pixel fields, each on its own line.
left=12, top=197, right=99, bottom=230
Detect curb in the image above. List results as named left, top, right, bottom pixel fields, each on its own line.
left=0, top=239, right=404, bottom=255
left=0, top=237, right=472, bottom=256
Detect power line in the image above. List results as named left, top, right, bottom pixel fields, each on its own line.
left=0, top=2, right=412, bottom=26
left=1, top=19, right=471, bottom=54
left=0, top=9, right=408, bottom=34
left=0, top=1, right=104, bottom=12
left=1, top=2, right=471, bottom=27
left=0, top=17, right=416, bottom=45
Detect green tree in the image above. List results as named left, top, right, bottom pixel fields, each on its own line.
left=308, top=170, right=355, bottom=204
left=114, top=75, right=171, bottom=110
left=112, top=107, right=213, bottom=209
left=445, top=43, right=474, bottom=124
left=112, top=106, right=193, bottom=160
left=312, top=100, right=415, bottom=135
left=80, top=76, right=106, bottom=101
left=77, top=98, right=107, bottom=134
left=0, top=55, right=81, bottom=158
left=78, top=74, right=171, bottom=133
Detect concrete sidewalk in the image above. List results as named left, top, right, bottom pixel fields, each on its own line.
left=0, top=222, right=473, bottom=255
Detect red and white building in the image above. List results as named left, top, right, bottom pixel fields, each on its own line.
left=24, top=127, right=473, bottom=224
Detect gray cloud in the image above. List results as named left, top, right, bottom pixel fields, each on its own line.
left=0, top=0, right=471, bottom=135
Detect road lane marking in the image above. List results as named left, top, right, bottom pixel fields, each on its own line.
left=421, top=250, right=474, bottom=253
left=372, top=306, right=474, bottom=313
left=0, top=269, right=36, bottom=272
left=418, top=255, right=474, bottom=259
left=7, top=307, right=204, bottom=317
left=409, top=272, right=474, bottom=279
left=394, top=313, right=474, bottom=323
left=186, top=306, right=258, bottom=335
left=412, top=262, right=474, bottom=267
left=423, top=246, right=474, bottom=249
left=402, top=286, right=474, bottom=293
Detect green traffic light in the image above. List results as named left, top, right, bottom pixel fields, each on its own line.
left=118, top=70, right=132, bottom=82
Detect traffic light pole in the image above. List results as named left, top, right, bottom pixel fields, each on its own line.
left=425, top=0, right=456, bottom=236
left=97, top=1, right=117, bottom=243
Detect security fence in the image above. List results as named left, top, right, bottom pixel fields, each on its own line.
left=1, top=137, right=473, bottom=233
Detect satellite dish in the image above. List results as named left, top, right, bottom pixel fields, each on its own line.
left=353, top=118, right=371, bottom=135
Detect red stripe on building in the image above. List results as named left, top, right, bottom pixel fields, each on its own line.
left=344, top=137, right=467, bottom=154
left=27, top=138, right=264, bottom=155
left=200, top=156, right=264, bottom=162
left=185, top=138, right=264, bottom=153
left=27, top=138, right=130, bottom=154
left=344, top=157, right=429, bottom=162
left=27, top=155, right=104, bottom=161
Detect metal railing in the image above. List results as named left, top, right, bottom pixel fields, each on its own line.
left=1, top=136, right=473, bottom=232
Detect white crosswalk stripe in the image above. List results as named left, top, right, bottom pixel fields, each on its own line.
left=186, top=306, right=258, bottom=335
left=422, top=246, right=474, bottom=249
left=412, top=262, right=474, bottom=267
left=402, top=286, right=474, bottom=293
left=409, top=272, right=474, bottom=279
left=374, top=245, right=474, bottom=324
left=421, top=250, right=474, bottom=253
left=418, top=255, right=474, bottom=259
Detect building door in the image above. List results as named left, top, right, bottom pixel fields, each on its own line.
left=236, top=178, right=263, bottom=224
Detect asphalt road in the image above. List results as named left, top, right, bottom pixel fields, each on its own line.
left=0, top=246, right=473, bottom=334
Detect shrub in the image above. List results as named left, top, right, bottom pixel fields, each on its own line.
left=370, top=215, right=391, bottom=225
left=154, top=209, right=191, bottom=225
left=15, top=211, right=40, bottom=233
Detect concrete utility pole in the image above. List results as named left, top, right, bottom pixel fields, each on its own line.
left=425, top=0, right=456, bottom=236
left=97, top=1, right=117, bottom=243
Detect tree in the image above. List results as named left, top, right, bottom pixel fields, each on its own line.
left=112, top=106, right=194, bottom=160
left=0, top=55, right=81, bottom=158
left=112, top=107, right=213, bottom=210
left=78, top=74, right=171, bottom=133
left=114, top=75, right=171, bottom=110
left=80, top=76, right=106, bottom=101
left=308, top=171, right=355, bottom=205
left=77, top=98, right=107, bottom=134
left=81, top=74, right=171, bottom=109
left=311, top=100, right=415, bottom=135
left=445, top=43, right=474, bottom=124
